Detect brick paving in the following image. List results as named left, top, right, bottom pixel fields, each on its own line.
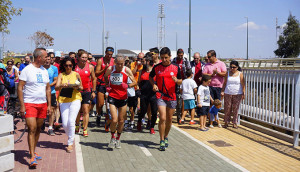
left=173, top=115, right=300, bottom=172
left=13, top=122, right=77, bottom=172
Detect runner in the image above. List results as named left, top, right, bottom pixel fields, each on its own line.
left=18, top=48, right=51, bottom=167
left=137, top=56, right=158, bottom=134
left=104, top=54, right=136, bottom=149
left=95, top=47, right=115, bottom=126
left=75, top=50, right=96, bottom=137
left=43, top=55, right=58, bottom=136
left=149, top=47, right=182, bottom=151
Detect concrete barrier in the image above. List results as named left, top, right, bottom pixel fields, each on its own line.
left=0, top=114, right=14, bottom=171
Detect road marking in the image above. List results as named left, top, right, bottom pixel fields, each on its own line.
left=172, top=125, right=249, bottom=172
left=75, top=135, right=85, bottom=172
left=138, top=143, right=152, bottom=157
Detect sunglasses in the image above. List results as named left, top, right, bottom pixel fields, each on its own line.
left=106, top=48, right=114, bottom=53
left=207, top=56, right=212, bottom=58
left=151, top=52, right=157, bottom=55
left=64, top=64, right=73, bottom=68
left=88, top=58, right=92, bottom=60
left=230, top=66, right=237, bottom=69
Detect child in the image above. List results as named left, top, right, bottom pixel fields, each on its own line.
left=197, top=75, right=213, bottom=131
left=179, top=69, right=198, bottom=125
left=209, top=99, right=222, bottom=128
left=125, top=77, right=136, bottom=130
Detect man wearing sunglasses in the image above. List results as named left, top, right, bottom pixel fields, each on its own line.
left=202, top=50, right=227, bottom=101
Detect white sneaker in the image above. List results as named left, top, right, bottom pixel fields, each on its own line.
left=218, top=124, right=222, bottom=128
left=115, top=140, right=121, bottom=149
left=90, top=111, right=95, bottom=117
left=108, top=138, right=116, bottom=149
left=209, top=125, right=214, bottom=128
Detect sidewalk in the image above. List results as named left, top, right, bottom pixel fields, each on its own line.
left=13, top=124, right=77, bottom=172
left=173, top=116, right=300, bottom=172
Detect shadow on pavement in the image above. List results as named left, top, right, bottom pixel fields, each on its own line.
left=38, top=141, right=66, bottom=150
left=121, top=140, right=159, bottom=149
left=79, top=141, right=109, bottom=150
left=13, top=150, right=29, bottom=166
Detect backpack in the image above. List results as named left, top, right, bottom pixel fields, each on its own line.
left=0, top=68, right=11, bottom=88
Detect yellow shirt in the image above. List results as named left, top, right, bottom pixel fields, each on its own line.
left=58, top=71, right=82, bottom=103
left=130, top=61, right=143, bottom=90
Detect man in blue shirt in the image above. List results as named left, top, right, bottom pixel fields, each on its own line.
left=19, top=55, right=31, bottom=74
left=43, top=55, right=58, bottom=135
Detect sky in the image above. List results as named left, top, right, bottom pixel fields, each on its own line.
left=2, top=0, right=300, bottom=59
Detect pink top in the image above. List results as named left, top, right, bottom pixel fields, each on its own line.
left=203, top=60, right=227, bottom=88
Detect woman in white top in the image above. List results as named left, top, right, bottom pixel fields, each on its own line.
left=221, top=61, right=245, bottom=129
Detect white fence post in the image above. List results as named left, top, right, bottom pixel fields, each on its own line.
left=293, top=73, right=300, bottom=147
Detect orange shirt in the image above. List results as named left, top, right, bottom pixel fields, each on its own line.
left=130, top=61, right=143, bottom=90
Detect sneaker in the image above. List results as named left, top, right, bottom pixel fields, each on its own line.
left=29, top=157, right=38, bottom=167
left=115, top=140, right=121, bottom=149
left=156, top=117, right=159, bottom=124
left=218, top=124, right=222, bottom=128
left=137, top=121, right=142, bottom=131
left=150, top=128, right=155, bottom=134
left=189, top=121, right=196, bottom=125
left=96, top=116, right=101, bottom=126
left=47, top=129, right=55, bottom=136
left=75, top=125, right=80, bottom=134
left=209, top=125, right=214, bottom=128
left=105, top=123, right=110, bottom=132
left=34, top=152, right=42, bottom=160
left=164, top=137, right=169, bottom=148
left=90, top=111, right=96, bottom=117
left=54, top=122, right=60, bottom=130
left=146, top=120, right=151, bottom=130
left=108, top=138, right=116, bottom=149
left=83, top=129, right=88, bottom=137
left=159, top=140, right=166, bottom=151
left=179, top=120, right=184, bottom=125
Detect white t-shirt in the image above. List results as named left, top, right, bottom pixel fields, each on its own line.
left=127, top=77, right=135, bottom=97
left=180, top=78, right=197, bottom=100
left=19, top=64, right=50, bottom=104
left=197, top=85, right=210, bottom=106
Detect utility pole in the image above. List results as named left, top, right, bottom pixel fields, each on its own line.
left=188, top=0, right=192, bottom=61
left=141, top=17, right=143, bottom=52
left=176, top=32, right=178, bottom=51
left=245, top=16, right=249, bottom=60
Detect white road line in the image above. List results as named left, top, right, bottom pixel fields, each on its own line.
left=75, top=135, right=85, bottom=172
left=138, top=143, right=152, bottom=157
left=172, top=125, right=249, bottom=172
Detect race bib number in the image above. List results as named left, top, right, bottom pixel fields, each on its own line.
left=110, top=73, right=123, bottom=85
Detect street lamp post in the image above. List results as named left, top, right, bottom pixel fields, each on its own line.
left=73, top=19, right=91, bottom=52
left=245, top=16, right=248, bottom=60
left=101, top=0, right=105, bottom=55
left=188, top=0, right=192, bottom=61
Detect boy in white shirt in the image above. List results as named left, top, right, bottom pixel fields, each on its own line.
left=197, top=75, right=213, bottom=131
left=179, top=69, right=198, bottom=125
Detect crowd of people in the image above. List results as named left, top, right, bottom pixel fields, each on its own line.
left=0, top=46, right=246, bottom=167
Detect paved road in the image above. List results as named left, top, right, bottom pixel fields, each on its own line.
left=78, top=117, right=242, bottom=172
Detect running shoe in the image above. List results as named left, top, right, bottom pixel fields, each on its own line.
left=75, top=125, right=80, bottom=134
left=137, top=121, right=142, bottom=131
left=218, top=124, right=222, bottom=128
left=105, top=123, right=110, bottom=132
left=179, top=120, right=184, bottom=125
left=189, top=121, right=196, bottom=125
left=150, top=128, right=155, bottom=134
left=47, top=129, right=55, bottom=136
left=159, top=140, right=166, bottom=151
left=54, top=122, right=60, bottom=130
left=83, top=129, right=88, bottom=137
left=164, top=137, right=169, bottom=148
left=34, top=152, right=42, bottom=160
left=108, top=138, right=116, bottom=149
left=209, top=125, right=214, bottom=128
left=29, top=157, right=38, bottom=167
left=115, top=140, right=121, bottom=149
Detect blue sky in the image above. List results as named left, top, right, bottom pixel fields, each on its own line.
left=3, top=0, right=300, bottom=59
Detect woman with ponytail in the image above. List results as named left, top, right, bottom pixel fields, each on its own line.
left=221, top=61, right=245, bottom=128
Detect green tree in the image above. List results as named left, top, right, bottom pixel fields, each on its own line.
left=274, top=13, right=300, bottom=58
left=0, top=0, right=22, bottom=33
left=30, top=30, right=54, bottom=48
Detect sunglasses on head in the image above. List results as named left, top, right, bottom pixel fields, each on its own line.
left=106, top=48, right=114, bottom=53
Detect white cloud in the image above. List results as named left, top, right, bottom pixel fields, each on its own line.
left=235, top=22, right=267, bottom=30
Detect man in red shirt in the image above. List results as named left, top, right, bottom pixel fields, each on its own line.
left=190, top=52, right=202, bottom=86
left=150, top=47, right=182, bottom=151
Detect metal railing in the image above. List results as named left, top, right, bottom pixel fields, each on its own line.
left=224, top=58, right=300, bottom=70
left=239, top=69, right=300, bottom=146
